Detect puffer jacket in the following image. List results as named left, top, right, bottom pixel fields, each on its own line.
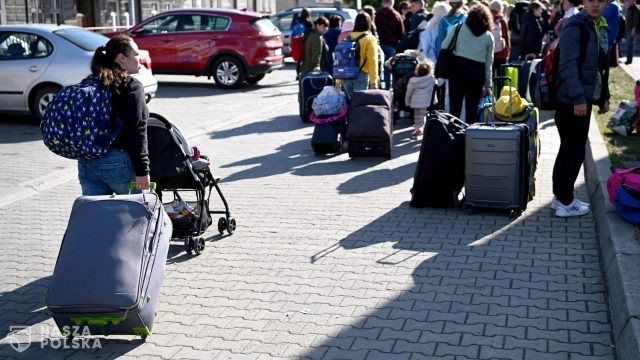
left=405, top=74, right=437, bottom=109
left=556, top=10, right=610, bottom=106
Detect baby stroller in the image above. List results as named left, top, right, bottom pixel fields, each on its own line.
left=147, top=113, right=235, bottom=255
left=390, top=54, right=419, bottom=123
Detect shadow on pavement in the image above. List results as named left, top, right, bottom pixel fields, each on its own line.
left=0, top=117, right=42, bottom=144
left=303, top=190, right=612, bottom=359
left=210, top=114, right=301, bottom=140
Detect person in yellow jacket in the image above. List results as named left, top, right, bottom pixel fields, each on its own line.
left=335, top=12, right=379, bottom=98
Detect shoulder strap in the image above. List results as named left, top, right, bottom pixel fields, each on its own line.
left=448, top=23, right=463, bottom=52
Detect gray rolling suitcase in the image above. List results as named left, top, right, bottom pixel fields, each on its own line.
left=464, top=122, right=529, bottom=217
left=46, top=192, right=172, bottom=340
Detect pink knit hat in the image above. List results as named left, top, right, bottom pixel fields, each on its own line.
left=341, top=19, right=355, bottom=33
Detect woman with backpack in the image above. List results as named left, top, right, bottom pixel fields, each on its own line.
left=441, top=4, right=494, bottom=124
left=489, top=0, right=510, bottom=75
left=78, top=35, right=151, bottom=195
left=335, top=12, right=379, bottom=98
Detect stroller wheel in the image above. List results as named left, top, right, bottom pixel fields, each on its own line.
left=217, top=217, right=227, bottom=235
left=194, top=237, right=205, bottom=255
left=185, top=237, right=194, bottom=255
left=226, top=217, right=237, bottom=235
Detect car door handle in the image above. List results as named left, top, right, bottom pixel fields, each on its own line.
left=162, top=38, right=174, bottom=43
left=28, top=65, right=40, bottom=72
left=284, top=35, right=290, bottom=39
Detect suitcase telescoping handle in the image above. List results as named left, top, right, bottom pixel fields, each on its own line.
left=493, top=75, right=514, bottom=121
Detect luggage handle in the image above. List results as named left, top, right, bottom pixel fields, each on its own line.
left=128, top=181, right=157, bottom=192
left=428, top=82, right=444, bottom=112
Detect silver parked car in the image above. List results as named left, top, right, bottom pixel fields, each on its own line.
left=0, top=24, right=158, bottom=119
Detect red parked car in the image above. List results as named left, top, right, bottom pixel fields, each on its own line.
left=118, top=8, right=284, bottom=89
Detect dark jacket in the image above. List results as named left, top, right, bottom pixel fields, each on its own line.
left=520, top=12, right=543, bottom=56
left=409, top=8, right=430, bottom=31
left=111, top=77, right=149, bottom=176
left=626, top=4, right=640, bottom=33
left=300, top=29, right=327, bottom=73
left=323, top=27, right=341, bottom=75
left=375, top=6, right=405, bottom=46
left=557, top=10, right=610, bottom=106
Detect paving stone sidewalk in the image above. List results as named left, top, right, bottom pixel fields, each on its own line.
left=0, top=103, right=616, bottom=359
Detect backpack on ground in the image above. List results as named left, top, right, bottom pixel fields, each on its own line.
left=333, top=33, right=368, bottom=79
left=530, top=22, right=588, bottom=110
left=493, top=19, right=505, bottom=53
left=291, top=34, right=305, bottom=62
left=41, top=76, right=121, bottom=160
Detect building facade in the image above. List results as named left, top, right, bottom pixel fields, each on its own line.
left=1, top=0, right=279, bottom=26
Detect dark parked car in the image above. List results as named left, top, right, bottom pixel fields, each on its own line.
left=117, top=8, right=284, bottom=88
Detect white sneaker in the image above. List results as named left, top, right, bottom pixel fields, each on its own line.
left=551, top=197, right=590, bottom=210
left=555, top=198, right=590, bottom=217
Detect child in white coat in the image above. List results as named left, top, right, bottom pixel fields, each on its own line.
left=405, top=61, right=437, bottom=139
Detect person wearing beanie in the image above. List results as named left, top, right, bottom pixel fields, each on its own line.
left=489, top=0, right=510, bottom=74
left=338, top=19, right=355, bottom=42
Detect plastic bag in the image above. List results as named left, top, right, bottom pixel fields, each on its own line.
left=312, top=86, right=347, bottom=116
left=495, top=86, right=530, bottom=117
left=607, top=100, right=637, bottom=136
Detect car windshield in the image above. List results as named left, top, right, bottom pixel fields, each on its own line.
left=253, top=18, right=279, bottom=32
left=53, top=28, right=109, bottom=51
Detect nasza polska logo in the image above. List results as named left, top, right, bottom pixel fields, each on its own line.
left=2, top=324, right=102, bottom=352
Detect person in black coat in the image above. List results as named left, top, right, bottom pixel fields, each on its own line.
left=520, top=1, right=545, bottom=59
left=324, top=15, right=342, bottom=76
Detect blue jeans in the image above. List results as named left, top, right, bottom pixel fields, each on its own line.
left=78, top=148, right=135, bottom=196
left=380, top=44, right=396, bottom=90
left=342, top=72, right=370, bottom=100
left=627, top=29, right=636, bottom=63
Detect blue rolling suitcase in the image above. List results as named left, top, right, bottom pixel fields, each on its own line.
left=46, top=192, right=172, bottom=340
left=311, top=116, right=345, bottom=155
left=299, top=71, right=333, bottom=123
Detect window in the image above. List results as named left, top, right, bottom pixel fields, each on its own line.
left=141, top=14, right=179, bottom=34
left=50, top=0, right=61, bottom=24
left=177, top=14, right=199, bottom=32
left=53, top=28, right=108, bottom=51
left=211, top=16, right=230, bottom=30
left=0, top=32, right=52, bottom=60
left=269, top=13, right=294, bottom=31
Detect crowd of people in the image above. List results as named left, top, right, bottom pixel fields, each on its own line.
left=295, top=0, right=617, bottom=217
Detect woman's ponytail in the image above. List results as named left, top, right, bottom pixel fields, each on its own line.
left=90, top=36, right=132, bottom=94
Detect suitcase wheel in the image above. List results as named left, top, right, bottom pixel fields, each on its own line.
left=141, top=333, right=148, bottom=342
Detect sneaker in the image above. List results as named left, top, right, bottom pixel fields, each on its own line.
left=555, top=198, right=590, bottom=217
left=551, top=197, right=589, bottom=210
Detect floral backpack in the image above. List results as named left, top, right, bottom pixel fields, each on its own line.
left=41, top=76, right=121, bottom=160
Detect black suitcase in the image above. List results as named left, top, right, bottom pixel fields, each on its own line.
left=299, top=71, right=333, bottom=123
left=464, top=122, right=529, bottom=217
left=410, top=110, right=467, bottom=208
left=311, top=117, right=345, bottom=155
left=346, top=90, right=393, bottom=159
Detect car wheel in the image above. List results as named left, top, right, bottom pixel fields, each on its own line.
left=31, top=85, right=61, bottom=120
left=212, top=56, right=246, bottom=89
left=246, top=73, right=265, bottom=84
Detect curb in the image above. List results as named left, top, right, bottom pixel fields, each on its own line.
left=585, top=113, right=640, bottom=360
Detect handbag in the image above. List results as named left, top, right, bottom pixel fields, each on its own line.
left=607, top=166, right=640, bottom=204
left=434, top=23, right=463, bottom=79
